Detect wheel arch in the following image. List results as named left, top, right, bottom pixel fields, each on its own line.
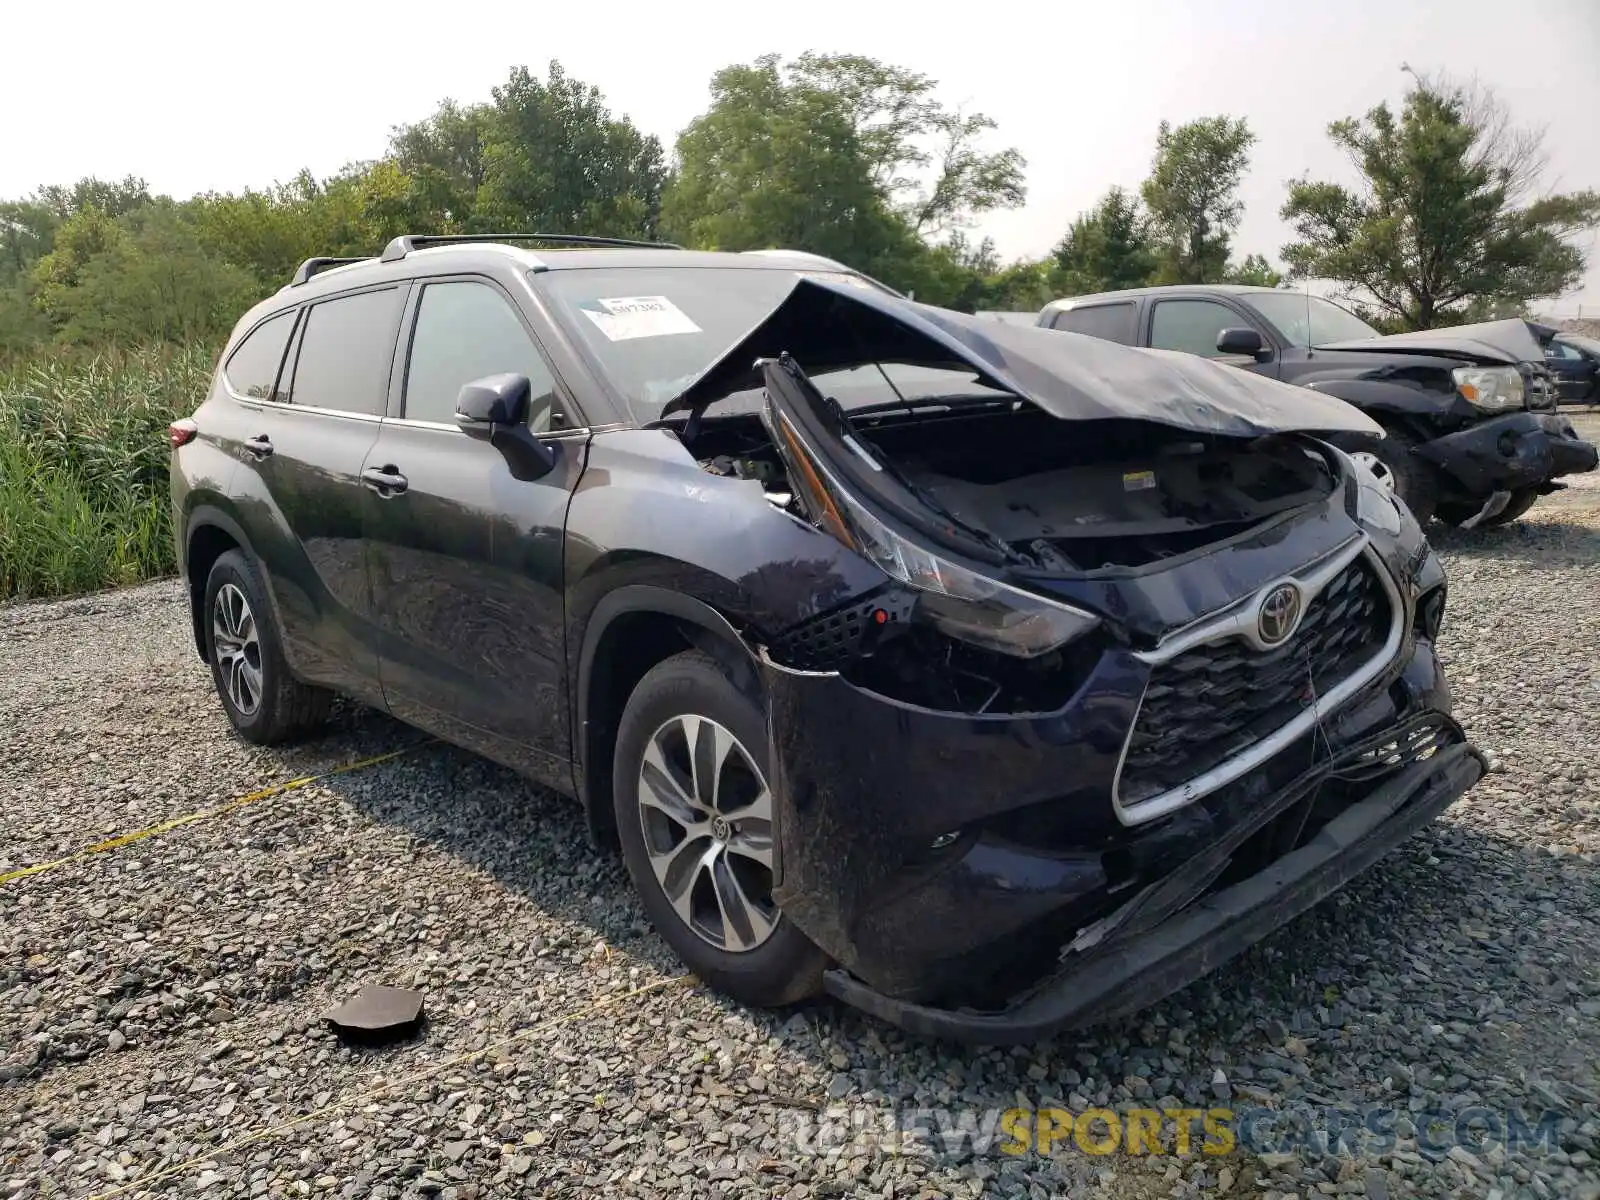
left=1301, top=378, right=1455, bottom=444
left=575, top=585, right=762, bottom=848
left=182, top=505, right=259, bottom=662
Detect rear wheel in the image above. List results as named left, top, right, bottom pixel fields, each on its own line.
left=612, top=650, right=827, bottom=1007
left=1347, top=429, right=1439, bottom=526
left=204, top=550, right=333, bottom=744
left=1436, top=487, right=1541, bottom=529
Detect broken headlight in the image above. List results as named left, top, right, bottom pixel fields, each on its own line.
left=1354, top=465, right=1403, bottom=536
left=1336, top=447, right=1404, bottom=536
left=816, top=457, right=1099, bottom=659
left=1453, top=365, right=1525, bottom=413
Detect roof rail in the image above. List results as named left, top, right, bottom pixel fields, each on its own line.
left=378, top=232, right=685, bottom=263
left=289, top=256, right=370, bottom=286
left=742, top=248, right=848, bottom=269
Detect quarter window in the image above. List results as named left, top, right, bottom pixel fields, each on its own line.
left=1150, top=300, right=1249, bottom=358
left=403, top=281, right=563, bottom=429
left=1052, top=302, right=1137, bottom=345
left=286, top=288, right=405, bottom=416
left=222, top=310, right=296, bottom=401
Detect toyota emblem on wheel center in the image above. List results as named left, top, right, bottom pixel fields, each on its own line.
left=1257, top=583, right=1303, bottom=646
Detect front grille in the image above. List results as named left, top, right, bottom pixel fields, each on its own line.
left=1528, top=372, right=1559, bottom=411
left=1334, top=713, right=1451, bottom=782
left=1120, top=557, right=1392, bottom=805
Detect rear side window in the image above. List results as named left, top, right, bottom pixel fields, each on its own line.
left=403, top=281, right=563, bottom=428
left=1052, top=302, right=1136, bottom=345
left=1149, top=299, right=1245, bottom=358
left=286, top=288, right=405, bottom=416
left=222, top=311, right=296, bottom=400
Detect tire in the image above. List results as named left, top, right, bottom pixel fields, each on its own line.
left=203, top=549, right=334, bottom=744
left=612, top=649, right=827, bottom=1008
left=1436, top=486, right=1541, bottom=529
left=1346, top=429, right=1439, bottom=526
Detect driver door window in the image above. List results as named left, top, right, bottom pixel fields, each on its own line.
left=1150, top=299, right=1252, bottom=359
left=403, top=281, right=566, bottom=430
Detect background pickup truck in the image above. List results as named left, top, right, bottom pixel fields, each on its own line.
left=1038, top=285, right=1599, bottom=528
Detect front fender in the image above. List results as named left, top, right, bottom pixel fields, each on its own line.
left=1301, top=377, right=1471, bottom=431
left=562, top=428, right=890, bottom=837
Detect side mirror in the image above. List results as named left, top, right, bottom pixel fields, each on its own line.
left=1216, top=327, right=1268, bottom=359
left=455, top=373, right=531, bottom=427
left=454, top=373, right=557, bottom=481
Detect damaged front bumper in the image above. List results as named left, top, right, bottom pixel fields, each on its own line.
left=1417, top=412, right=1599, bottom=498
left=824, top=732, right=1484, bottom=1044
left=759, top=622, right=1481, bottom=1040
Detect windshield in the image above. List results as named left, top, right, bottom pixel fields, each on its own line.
left=535, top=265, right=939, bottom=420
left=1246, top=292, right=1380, bottom=347
left=1561, top=334, right=1600, bottom=357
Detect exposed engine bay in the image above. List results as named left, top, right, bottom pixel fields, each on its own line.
left=691, top=400, right=1337, bottom=573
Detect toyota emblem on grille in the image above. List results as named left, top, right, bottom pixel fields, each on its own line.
left=1257, top=583, right=1302, bottom=646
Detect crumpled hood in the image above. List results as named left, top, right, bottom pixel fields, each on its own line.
left=666, top=276, right=1381, bottom=438
left=1316, top=317, right=1545, bottom=365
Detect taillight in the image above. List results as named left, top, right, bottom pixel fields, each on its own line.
left=168, top=419, right=198, bottom=449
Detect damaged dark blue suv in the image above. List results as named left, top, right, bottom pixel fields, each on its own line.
left=170, top=235, right=1486, bottom=1044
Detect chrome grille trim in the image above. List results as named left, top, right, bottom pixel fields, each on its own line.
left=1112, top=539, right=1404, bottom=826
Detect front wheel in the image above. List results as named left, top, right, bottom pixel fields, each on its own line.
left=612, top=650, right=827, bottom=1008
left=1346, top=430, right=1439, bottom=526
left=1436, top=487, right=1541, bottom=529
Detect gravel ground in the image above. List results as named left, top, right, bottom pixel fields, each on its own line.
left=3, top=416, right=1599, bottom=1200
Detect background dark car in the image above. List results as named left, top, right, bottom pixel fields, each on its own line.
left=1544, top=331, right=1600, bottom=405
left=1038, top=286, right=1598, bottom=529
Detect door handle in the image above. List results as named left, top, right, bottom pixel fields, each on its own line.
left=243, top=435, right=274, bottom=459
left=361, top=466, right=409, bottom=496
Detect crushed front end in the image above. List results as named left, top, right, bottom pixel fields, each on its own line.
left=756, top=509, right=1483, bottom=1039
left=676, top=278, right=1485, bottom=1042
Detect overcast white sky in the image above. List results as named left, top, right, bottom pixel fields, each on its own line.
left=6, top=0, right=1599, bottom=314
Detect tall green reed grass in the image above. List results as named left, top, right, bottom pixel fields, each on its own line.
left=0, top=344, right=215, bottom=599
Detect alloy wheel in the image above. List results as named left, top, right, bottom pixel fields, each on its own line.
left=212, top=582, right=263, bottom=717
left=636, top=713, right=778, bottom=952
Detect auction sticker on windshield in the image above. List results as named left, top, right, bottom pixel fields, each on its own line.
left=580, top=296, right=702, bottom=341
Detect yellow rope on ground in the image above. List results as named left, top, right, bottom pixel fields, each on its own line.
left=82, top=974, right=697, bottom=1199
left=0, top=742, right=430, bottom=888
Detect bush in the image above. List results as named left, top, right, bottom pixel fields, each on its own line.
left=0, top=344, right=214, bottom=599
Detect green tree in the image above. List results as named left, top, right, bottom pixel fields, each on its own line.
left=1051, top=186, right=1155, bottom=294
left=664, top=51, right=1025, bottom=292
left=35, top=204, right=260, bottom=345
left=1141, top=116, right=1256, bottom=284
left=472, top=61, right=667, bottom=237
left=30, top=205, right=126, bottom=324
left=389, top=99, right=491, bottom=230
left=0, top=282, right=49, bottom=356
left=776, top=53, right=1025, bottom=238
left=187, top=171, right=352, bottom=286
left=1226, top=253, right=1283, bottom=287
left=1280, top=73, right=1600, bottom=329
left=1, top=199, right=60, bottom=280
left=664, top=55, right=902, bottom=266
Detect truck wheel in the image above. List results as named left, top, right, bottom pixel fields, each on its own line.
left=1436, top=487, right=1541, bottom=529
left=612, top=649, right=827, bottom=1008
left=204, top=550, right=334, bottom=744
left=1347, top=431, right=1439, bottom=526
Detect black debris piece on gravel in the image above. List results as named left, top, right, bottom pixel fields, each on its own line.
left=323, top=985, right=425, bottom=1045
